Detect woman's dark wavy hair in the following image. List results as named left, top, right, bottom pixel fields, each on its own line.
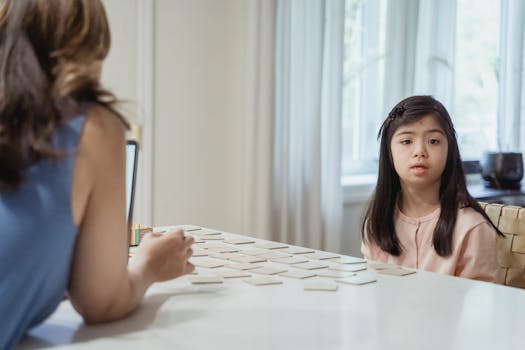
left=361, top=95, right=501, bottom=257
left=0, top=0, right=126, bottom=191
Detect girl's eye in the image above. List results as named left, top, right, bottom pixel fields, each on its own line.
left=429, top=139, right=440, bottom=145
left=401, top=140, right=411, bottom=145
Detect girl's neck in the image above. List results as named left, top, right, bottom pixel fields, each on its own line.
left=398, top=183, right=441, bottom=218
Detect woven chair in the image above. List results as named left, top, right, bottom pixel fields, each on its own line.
left=479, top=202, right=525, bottom=288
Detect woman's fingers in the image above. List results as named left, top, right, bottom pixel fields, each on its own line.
left=185, top=261, right=195, bottom=274
left=164, top=229, right=185, bottom=238
left=183, top=235, right=194, bottom=247
left=163, top=230, right=194, bottom=247
left=140, top=231, right=161, bottom=242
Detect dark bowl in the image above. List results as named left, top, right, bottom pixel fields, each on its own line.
left=480, top=152, right=523, bottom=189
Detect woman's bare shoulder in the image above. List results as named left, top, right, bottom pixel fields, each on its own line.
left=81, top=104, right=126, bottom=146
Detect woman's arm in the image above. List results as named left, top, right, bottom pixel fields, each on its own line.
left=68, top=105, right=194, bottom=324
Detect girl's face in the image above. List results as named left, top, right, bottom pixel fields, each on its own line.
left=390, top=114, right=448, bottom=191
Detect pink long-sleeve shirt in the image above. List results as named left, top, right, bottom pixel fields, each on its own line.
left=361, top=206, right=499, bottom=282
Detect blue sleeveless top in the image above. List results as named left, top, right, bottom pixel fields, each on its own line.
left=0, top=110, right=87, bottom=349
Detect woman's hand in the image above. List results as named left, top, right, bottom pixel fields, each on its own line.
left=132, top=229, right=195, bottom=284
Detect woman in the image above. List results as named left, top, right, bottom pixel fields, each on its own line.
left=0, top=1, right=194, bottom=348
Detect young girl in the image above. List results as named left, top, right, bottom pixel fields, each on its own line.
left=361, top=95, right=500, bottom=282
left=0, top=1, right=194, bottom=348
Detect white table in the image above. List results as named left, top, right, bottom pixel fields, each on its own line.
left=18, top=228, right=525, bottom=350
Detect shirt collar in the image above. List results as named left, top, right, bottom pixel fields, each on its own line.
left=395, top=204, right=441, bottom=225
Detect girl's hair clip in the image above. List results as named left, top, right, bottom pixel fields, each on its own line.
left=387, top=105, right=406, bottom=121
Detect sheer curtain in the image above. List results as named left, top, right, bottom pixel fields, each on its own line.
left=383, top=0, right=456, bottom=111
left=271, top=0, right=344, bottom=251
left=242, top=0, right=276, bottom=241
left=413, top=0, right=456, bottom=108
left=242, top=0, right=345, bottom=251
left=497, top=0, right=525, bottom=152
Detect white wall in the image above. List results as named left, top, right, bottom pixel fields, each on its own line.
left=153, top=0, right=246, bottom=231
left=102, top=0, right=247, bottom=233
left=101, top=0, right=138, bottom=114
left=343, top=203, right=367, bottom=257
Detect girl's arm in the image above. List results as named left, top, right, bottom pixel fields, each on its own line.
left=454, top=222, right=499, bottom=283
left=68, top=105, right=194, bottom=324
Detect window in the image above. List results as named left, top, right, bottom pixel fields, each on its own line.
left=454, top=0, right=500, bottom=160
left=342, top=0, right=387, bottom=176
left=342, top=0, right=503, bottom=176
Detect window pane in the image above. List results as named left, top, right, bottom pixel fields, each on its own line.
left=454, top=0, right=500, bottom=160
left=342, top=0, right=387, bottom=175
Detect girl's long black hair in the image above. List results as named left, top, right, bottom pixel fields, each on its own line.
left=362, top=95, right=501, bottom=257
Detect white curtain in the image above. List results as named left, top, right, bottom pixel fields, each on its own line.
left=242, top=0, right=345, bottom=252
left=497, top=0, right=525, bottom=152
left=382, top=0, right=419, bottom=111
left=413, top=0, right=456, bottom=109
left=383, top=0, right=456, bottom=112
left=242, top=0, right=276, bottom=241
left=271, top=0, right=344, bottom=251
